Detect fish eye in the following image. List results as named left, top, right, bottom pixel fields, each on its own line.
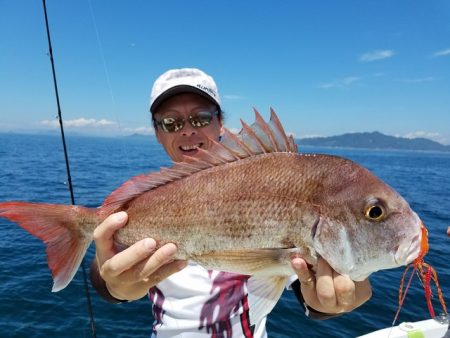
left=364, top=203, right=385, bottom=222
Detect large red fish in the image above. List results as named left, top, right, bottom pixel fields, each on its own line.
left=0, top=110, right=424, bottom=304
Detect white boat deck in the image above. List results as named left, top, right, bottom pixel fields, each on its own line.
left=358, top=317, right=449, bottom=338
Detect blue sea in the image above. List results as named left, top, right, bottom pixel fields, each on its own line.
left=0, top=133, right=449, bottom=338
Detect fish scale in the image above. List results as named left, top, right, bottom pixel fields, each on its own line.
left=0, top=110, right=424, bottom=294
left=117, top=153, right=306, bottom=248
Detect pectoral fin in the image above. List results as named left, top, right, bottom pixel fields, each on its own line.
left=191, top=247, right=309, bottom=277
left=247, top=275, right=290, bottom=322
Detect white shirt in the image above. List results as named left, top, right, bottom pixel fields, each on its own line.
left=149, top=262, right=297, bottom=338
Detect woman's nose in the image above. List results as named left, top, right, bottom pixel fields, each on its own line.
left=181, top=122, right=197, bottom=136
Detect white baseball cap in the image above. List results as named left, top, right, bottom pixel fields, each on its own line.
left=150, top=68, right=221, bottom=113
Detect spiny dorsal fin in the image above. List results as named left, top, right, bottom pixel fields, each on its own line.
left=99, top=109, right=298, bottom=217
left=269, top=107, right=293, bottom=151
left=220, top=129, right=254, bottom=158
left=240, top=119, right=268, bottom=154
left=253, top=108, right=281, bottom=152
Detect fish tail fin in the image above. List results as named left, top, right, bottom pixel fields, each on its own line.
left=0, top=201, right=98, bottom=292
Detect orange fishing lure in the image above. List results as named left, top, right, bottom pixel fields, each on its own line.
left=395, top=226, right=447, bottom=323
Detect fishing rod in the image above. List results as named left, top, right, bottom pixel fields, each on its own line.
left=41, top=1, right=97, bottom=337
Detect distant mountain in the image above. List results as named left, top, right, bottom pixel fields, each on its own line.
left=297, top=131, right=450, bottom=152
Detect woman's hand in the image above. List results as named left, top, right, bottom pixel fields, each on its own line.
left=291, top=257, right=372, bottom=314
left=92, top=211, right=187, bottom=301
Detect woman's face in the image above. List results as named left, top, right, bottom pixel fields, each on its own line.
left=153, top=93, right=223, bottom=162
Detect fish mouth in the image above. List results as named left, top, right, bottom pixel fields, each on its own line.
left=179, top=143, right=203, bottom=154
left=394, top=232, right=421, bottom=265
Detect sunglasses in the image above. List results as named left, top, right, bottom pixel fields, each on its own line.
left=154, top=110, right=219, bottom=133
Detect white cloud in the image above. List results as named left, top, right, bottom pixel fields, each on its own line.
left=223, top=94, right=245, bottom=100
left=123, top=126, right=155, bottom=135
left=39, top=119, right=58, bottom=127
left=359, top=50, right=395, bottom=62
left=286, top=131, right=296, bottom=138
left=399, top=77, right=434, bottom=84
left=433, top=48, right=450, bottom=57
left=300, top=134, right=323, bottom=139
left=403, top=131, right=448, bottom=145
left=227, top=127, right=241, bottom=134
left=318, top=76, right=361, bottom=89
left=317, top=83, right=336, bottom=89
left=342, top=76, right=360, bottom=85
left=39, top=118, right=117, bottom=128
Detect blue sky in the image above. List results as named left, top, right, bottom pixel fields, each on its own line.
left=1, top=1, right=449, bottom=143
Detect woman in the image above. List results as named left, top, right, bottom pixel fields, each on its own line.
left=90, top=68, right=372, bottom=337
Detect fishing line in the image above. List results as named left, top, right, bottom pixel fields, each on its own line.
left=87, top=0, right=132, bottom=169
left=387, top=265, right=416, bottom=338
left=87, top=0, right=115, bottom=106
left=41, top=1, right=97, bottom=337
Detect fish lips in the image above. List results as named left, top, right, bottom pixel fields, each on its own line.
left=394, top=212, right=424, bottom=265
left=394, top=231, right=422, bottom=265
